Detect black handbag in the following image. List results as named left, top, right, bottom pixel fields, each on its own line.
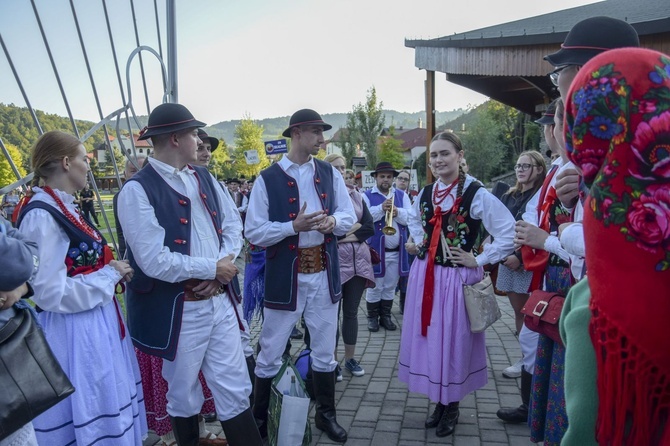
left=0, top=306, right=75, bottom=440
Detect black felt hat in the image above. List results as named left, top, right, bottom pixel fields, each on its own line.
left=371, top=161, right=399, bottom=177
left=282, top=109, right=332, bottom=138
left=544, top=16, right=639, bottom=68
left=139, top=103, right=206, bottom=140
left=227, top=177, right=241, bottom=185
left=197, top=129, right=220, bottom=152
left=535, top=98, right=560, bottom=125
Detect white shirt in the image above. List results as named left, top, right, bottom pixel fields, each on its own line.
left=118, top=157, right=243, bottom=283
left=230, top=191, right=249, bottom=214
left=19, top=188, right=122, bottom=313
left=245, top=156, right=356, bottom=248
left=407, top=176, right=516, bottom=267
left=361, top=186, right=412, bottom=249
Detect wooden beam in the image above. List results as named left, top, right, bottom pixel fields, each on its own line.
left=425, top=70, right=435, bottom=184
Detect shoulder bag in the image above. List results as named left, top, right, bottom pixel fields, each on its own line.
left=521, top=290, right=565, bottom=346
left=0, top=306, right=75, bottom=440
left=462, top=271, right=502, bottom=333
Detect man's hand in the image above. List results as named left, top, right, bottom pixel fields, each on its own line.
left=292, top=202, right=327, bottom=233
left=405, top=241, right=419, bottom=255
left=192, top=279, right=223, bottom=298
left=515, top=221, right=549, bottom=250
left=316, top=216, right=336, bottom=234
left=555, top=168, right=580, bottom=209
left=446, top=247, right=478, bottom=268
left=0, top=282, right=28, bottom=310
left=215, top=257, right=239, bottom=285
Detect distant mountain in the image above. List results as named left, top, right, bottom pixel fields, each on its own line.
left=205, top=109, right=467, bottom=145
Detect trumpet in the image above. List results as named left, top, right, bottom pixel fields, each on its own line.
left=382, top=199, right=396, bottom=236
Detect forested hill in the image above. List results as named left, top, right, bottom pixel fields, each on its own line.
left=0, top=102, right=465, bottom=160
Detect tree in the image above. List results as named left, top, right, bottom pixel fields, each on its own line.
left=377, top=136, right=405, bottom=168
left=232, top=116, right=270, bottom=178
left=0, top=143, right=27, bottom=188
left=209, top=139, right=234, bottom=180
left=459, top=109, right=505, bottom=183
left=345, top=86, right=385, bottom=168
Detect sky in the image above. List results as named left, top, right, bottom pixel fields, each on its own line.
left=0, top=0, right=601, bottom=127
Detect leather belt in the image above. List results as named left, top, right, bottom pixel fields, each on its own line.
left=297, top=244, right=326, bottom=274
left=385, top=247, right=400, bottom=252
left=183, top=279, right=226, bottom=301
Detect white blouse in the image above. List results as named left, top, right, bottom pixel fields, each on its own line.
left=19, top=188, right=122, bottom=314
left=408, top=175, right=516, bottom=267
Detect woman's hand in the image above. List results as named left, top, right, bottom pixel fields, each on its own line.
left=405, top=241, right=419, bottom=255
left=514, top=221, right=549, bottom=250
left=446, top=247, right=478, bottom=268
left=109, top=260, right=134, bottom=283
left=501, top=254, right=521, bottom=271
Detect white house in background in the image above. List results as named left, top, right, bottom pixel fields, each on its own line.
left=96, top=134, right=153, bottom=164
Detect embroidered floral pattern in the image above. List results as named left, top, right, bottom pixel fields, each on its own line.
left=419, top=200, right=471, bottom=262
left=65, top=240, right=104, bottom=276
left=568, top=56, right=670, bottom=271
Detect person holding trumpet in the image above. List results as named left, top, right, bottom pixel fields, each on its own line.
left=362, top=162, right=412, bottom=332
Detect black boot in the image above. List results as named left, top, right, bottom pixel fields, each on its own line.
left=425, top=402, right=446, bottom=428
left=312, top=370, right=347, bottom=443
left=496, top=366, right=532, bottom=423
left=436, top=402, right=459, bottom=437
left=251, top=375, right=274, bottom=439
left=220, top=408, right=263, bottom=446
left=246, top=355, right=257, bottom=408
left=367, top=301, right=380, bottom=332
left=399, top=291, right=406, bottom=314
left=379, top=300, right=397, bottom=331
left=169, top=415, right=199, bottom=446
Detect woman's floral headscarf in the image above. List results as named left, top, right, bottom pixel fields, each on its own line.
left=565, top=47, right=670, bottom=445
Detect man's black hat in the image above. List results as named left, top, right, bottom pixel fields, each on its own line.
left=139, top=103, right=206, bottom=140
left=371, top=161, right=399, bottom=177
left=227, top=178, right=241, bottom=185
left=197, top=129, right=220, bottom=152
left=545, top=16, right=639, bottom=68
left=535, top=98, right=560, bottom=125
left=282, top=109, right=332, bottom=138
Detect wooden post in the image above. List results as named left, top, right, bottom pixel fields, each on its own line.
left=425, top=70, right=436, bottom=184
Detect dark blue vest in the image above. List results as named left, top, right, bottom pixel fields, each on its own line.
left=364, top=189, right=410, bottom=277
left=125, top=164, right=236, bottom=361
left=260, top=160, right=341, bottom=311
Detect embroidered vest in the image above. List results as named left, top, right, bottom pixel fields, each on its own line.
left=260, top=159, right=341, bottom=311
left=416, top=182, right=483, bottom=267
left=364, top=189, right=410, bottom=277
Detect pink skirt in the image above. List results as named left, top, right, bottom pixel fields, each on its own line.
left=398, top=257, right=488, bottom=404
left=136, top=349, right=216, bottom=436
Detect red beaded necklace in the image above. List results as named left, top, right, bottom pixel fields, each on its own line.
left=43, top=186, right=102, bottom=242
left=432, top=178, right=458, bottom=207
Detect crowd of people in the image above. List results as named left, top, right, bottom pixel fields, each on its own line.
left=2, top=13, right=669, bottom=446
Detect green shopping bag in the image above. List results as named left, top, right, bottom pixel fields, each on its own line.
left=268, top=359, right=312, bottom=446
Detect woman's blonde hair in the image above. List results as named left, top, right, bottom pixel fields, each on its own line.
left=507, top=150, right=547, bottom=195
left=31, top=131, right=82, bottom=186
left=323, top=153, right=346, bottom=165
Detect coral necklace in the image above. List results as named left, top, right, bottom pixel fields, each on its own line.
left=432, top=178, right=460, bottom=212
left=43, top=186, right=102, bottom=242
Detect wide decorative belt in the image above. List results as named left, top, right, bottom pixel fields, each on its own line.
left=297, top=244, right=326, bottom=274
left=183, top=279, right=226, bottom=301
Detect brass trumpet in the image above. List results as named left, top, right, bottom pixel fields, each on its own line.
left=382, top=199, right=396, bottom=235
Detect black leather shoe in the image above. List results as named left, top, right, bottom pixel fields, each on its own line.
left=425, top=402, right=446, bottom=428
left=313, top=370, right=348, bottom=443
left=436, top=402, right=459, bottom=437
left=496, top=403, right=528, bottom=423
left=366, top=301, right=380, bottom=332
left=379, top=300, right=397, bottom=330
left=367, top=317, right=379, bottom=332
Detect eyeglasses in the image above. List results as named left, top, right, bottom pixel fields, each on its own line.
left=514, top=163, right=537, bottom=171
left=397, top=177, right=409, bottom=182
left=549, top=65, right=579, bottom=87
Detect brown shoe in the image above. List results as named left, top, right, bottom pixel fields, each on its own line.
left=199, top=432, right=228, bottom=446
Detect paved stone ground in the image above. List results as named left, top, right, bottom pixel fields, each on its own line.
left=145, top=259, right=532, bottom=445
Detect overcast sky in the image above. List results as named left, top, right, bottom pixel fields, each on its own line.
left=0, top=0, right=600, bottom=126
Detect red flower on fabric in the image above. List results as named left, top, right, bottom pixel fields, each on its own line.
left=575, top=145, right=609, bottom=185
left=456, top=215, right=465, bottom=223
left=446, top=232, right=456, bottom=239
left=631, top=111, right=670, bottom=181
left=626, top=187, right=670, bottom=252
left=601, top=197, right=614, bottom=220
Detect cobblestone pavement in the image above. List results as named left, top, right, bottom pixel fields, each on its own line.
left=145, top=259, right=532, bottom=445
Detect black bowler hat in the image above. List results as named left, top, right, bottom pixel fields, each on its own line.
left=371, top=161, right=399, bottom=177
left=282, top=109, right=332, bottom=138
left=545, top=16, right=639, bottom=68
left=139, top=103, right=206, bottom=140
left=227, top=177, right=241, bottom=185
left=197, top=129, right=220, bottom=152
left=535, top=98, right=560, bottom=125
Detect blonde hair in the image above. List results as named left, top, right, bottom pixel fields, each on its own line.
left=324, top=153, right=346, bottom=165
left=507, top=150, right=547, bottom=195
left=31, top=131, right=82, bottom=186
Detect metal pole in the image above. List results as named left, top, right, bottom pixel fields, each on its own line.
left=425, top=70, right=436, bottom=184
left=166, top=0, right=178, bottom=103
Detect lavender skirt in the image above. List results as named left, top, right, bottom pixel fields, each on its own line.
left=398, top=258, right=488, bottom=404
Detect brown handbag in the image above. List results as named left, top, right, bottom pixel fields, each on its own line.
left=521, top=290, right=565, bottom=346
